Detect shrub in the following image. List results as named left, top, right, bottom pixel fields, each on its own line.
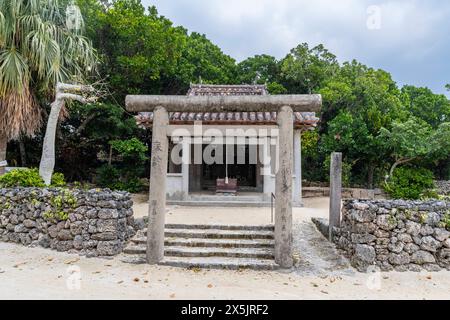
left=384, top=167, right=435, bottom=200
left=51, top=172, right=66, bottom=187
left=109, top=138, right=147, bottom=162
left=95, top=165, right=144, bottom=193
left=0, top=168, right=66, bottom=188
left=95, top=138, right=147, bottom=193
left=96, top=165, right=120, bottom=189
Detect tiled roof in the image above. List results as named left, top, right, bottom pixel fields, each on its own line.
left=187, top=84, right=268, bottom=96
left=136, top=111, right=319, bottom=128
left=136, top=84, right=319, bottom=129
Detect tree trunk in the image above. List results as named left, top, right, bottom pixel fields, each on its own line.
left=39, top=99, right=64, bottom=185
left=108, top=144, right=113, bottom=166
left=19, top=137, right=27, bottom=167
left=0, top=131, right=7, bottom=176
left=386, top=158, right=414, bottom=183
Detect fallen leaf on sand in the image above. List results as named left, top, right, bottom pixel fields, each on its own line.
left=329, top=277, right=340, bottom=283
left=13, top=262, right=27, bottom=268
left=64, top=258, right=79, bottom=265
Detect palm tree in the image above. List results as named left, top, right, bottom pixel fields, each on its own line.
left=0, top=0, right=97, bottom=174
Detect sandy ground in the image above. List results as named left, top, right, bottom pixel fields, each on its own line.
left=132, top=194, right=329, bottom=225
left=1, top=196, right=450, bottom=300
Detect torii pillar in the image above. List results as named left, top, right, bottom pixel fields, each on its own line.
left=125, top=94, right=321, bottom=267
left=275, top=106, right=294, bottom=267
left=146, top=107, right=169, bottom=263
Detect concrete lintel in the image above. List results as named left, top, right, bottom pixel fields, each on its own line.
left=126, top=94, right=322, bottom=113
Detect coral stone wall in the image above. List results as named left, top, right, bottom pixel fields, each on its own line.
left=0, top=188, right=135, bottom=257
left=334, top=200, right=450, bottom=272
left=436, top=181, right=450, bottom=195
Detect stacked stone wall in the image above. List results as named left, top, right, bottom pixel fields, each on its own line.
left=0, top=188, right=135, bottom=257
left=334, top=200, right=450, bottom=272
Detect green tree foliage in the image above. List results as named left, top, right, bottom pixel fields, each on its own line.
left=172, top=32, right=237, bottom=91
left=80, top=0, right=186, bottom=98
left=320, top=61, right=407, bottom=128
left=401, top=86, right=450, bottom=128
left=301, top=130, right=321, bottom=181
left=379, top=117, right=450, bottom=181
left=315, top=61, right=409, bottom=186
left=78, top=0, right=237, bottom=96
left=237, top=54, right=280, bottom=84
left=236, top=54, right=287, bottom=94
left=280, top=43, right=339, bottom=94
left=384, top=167, right=435, bottom=200
left=109, top=137, right=147, bottom=162
left=96, top=138, right=147, bottom=192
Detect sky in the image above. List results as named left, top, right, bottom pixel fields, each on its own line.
left=144, top=0, right=450, bottom=96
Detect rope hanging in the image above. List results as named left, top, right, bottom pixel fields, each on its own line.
left=225, top=144, right=229, bottom=184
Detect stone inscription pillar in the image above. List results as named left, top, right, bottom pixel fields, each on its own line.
left=147, top=106, right=169, bottom=264
left=275, top=106, right=294, bottom=268
left=329, top=152, right=342, bottom=240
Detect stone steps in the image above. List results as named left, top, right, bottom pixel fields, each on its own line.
left=122, top=255, right=279, bottom=270
left=132, top=237, right=275, bottom=248
left=123, top=223, right=278, bottom=270
left=165, top=224, right=274, bottom=231
left=168, top=200, right=272, bottom=208
left=165, top=229, right=274, bottom=240
left=124, top=245, right=274, bottom=259
left=136, top=228, right=274, bottom=240
left=188, top=195, right=265, bottom=202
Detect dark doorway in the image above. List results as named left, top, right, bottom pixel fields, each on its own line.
left=201, top=144, right=257, bottom=192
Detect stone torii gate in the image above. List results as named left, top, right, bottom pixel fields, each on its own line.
left=126, top=94, right=322, bottom=268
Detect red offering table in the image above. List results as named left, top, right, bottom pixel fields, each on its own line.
left=216, top=178, right=237, bottom=194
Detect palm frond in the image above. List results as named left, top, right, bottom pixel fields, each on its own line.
left=0, top=0, right=98, bottom=138
left=0, top=47, right=29, bottom=96
left=0, top=11, right=6, bottom=47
